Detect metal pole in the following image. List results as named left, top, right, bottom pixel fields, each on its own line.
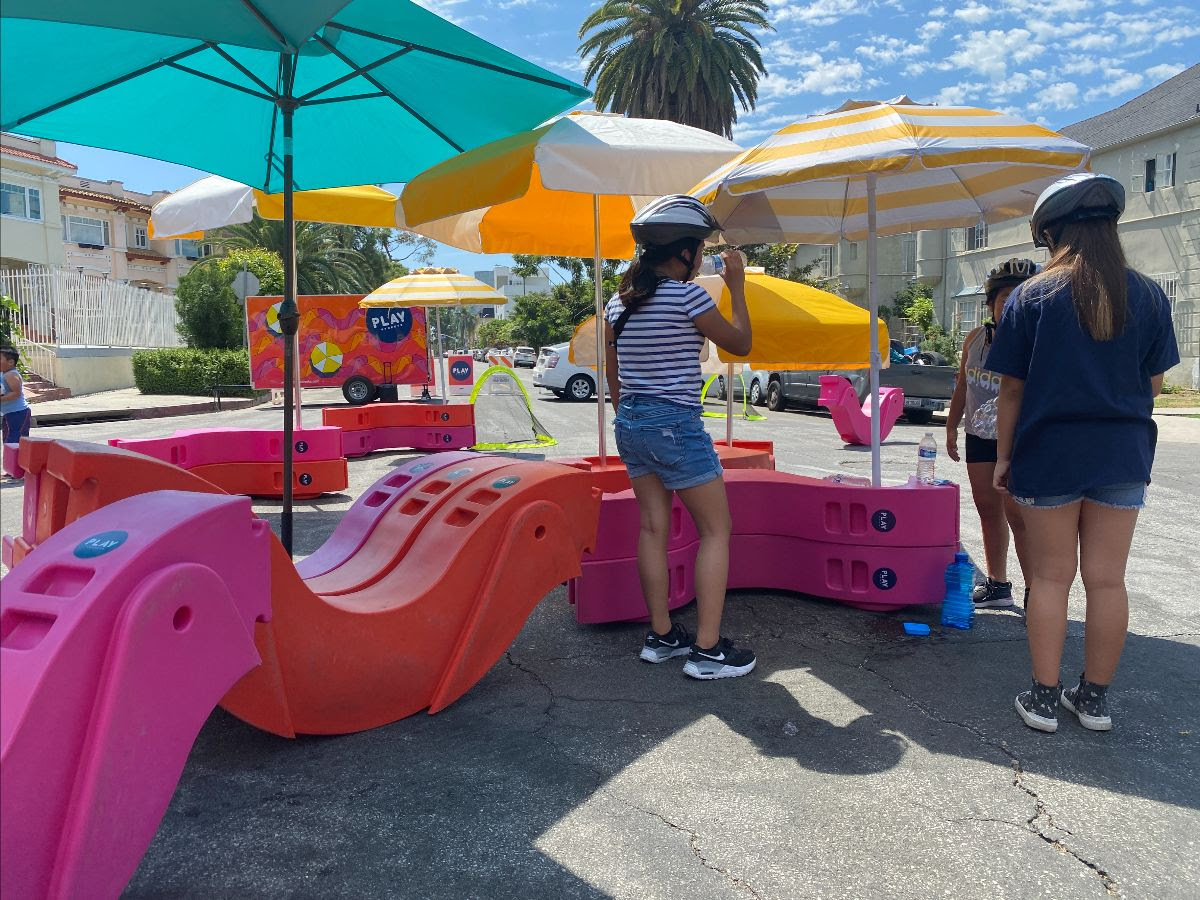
left=725, top=362, right=734, bottom=447
left=592, top=195, right=607, bottom=464
left=434, top=306, right=448, bottom=402
left=276, top=58, right=300, bottom=557
left=866, top=174, right=882, bottom=488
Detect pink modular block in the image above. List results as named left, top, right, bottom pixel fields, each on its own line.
left=296, top=450, right=483, bottom=578
left=108, top=426, right=343, bottom=468
left=3, top=442, right=24, bottom=479
left=1, top=491, right=271, bottom=900
left=817, top=375, right=905, bottom=446
left=568, top=470, right=959, bottom=623
left=339, top=424, right=476, bottom=458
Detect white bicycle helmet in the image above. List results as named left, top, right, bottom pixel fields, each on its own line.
left=1030, top=173, right=1124, bottom=248
left=630, top=194, right=722, bottom=246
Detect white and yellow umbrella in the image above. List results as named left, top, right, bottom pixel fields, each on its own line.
left=360, top=268, right=505, bottom=401
left=692, top=99, right=1091, bottom=485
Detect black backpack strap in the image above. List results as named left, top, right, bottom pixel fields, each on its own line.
left=610, top=278, right=669, bottom=345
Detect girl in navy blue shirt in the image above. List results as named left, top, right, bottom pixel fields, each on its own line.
left=988, top=174, right=1179, bottom=734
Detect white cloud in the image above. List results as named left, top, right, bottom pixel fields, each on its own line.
left=953, top=3, right=993, bottom=23
left=772, top=0, right=869, bottom=27
left=855, top=35, right=927, bottom=64
left=1145, top=62, right=1187, bottom=83
left=760, top=56, right=870, bottom=97
left=1084, top=69, right=1144, bottom=101
left=928, top=5, right=948, bottom=15
left=1028, top=81, right=1080, bottom=112
left=948, top=28, right=1044, bottom=79
left=930, top=82, right=975, bottom=106
left=1068, top=32, right=1118, bottom=51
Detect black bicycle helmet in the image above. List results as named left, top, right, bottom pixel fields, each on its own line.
left=984, top=258, right=1039, bottom=300
left=1030, top=172, right=1124, bottom=248
left=630, top=194, right=722, bottom=246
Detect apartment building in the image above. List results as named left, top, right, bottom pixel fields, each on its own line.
left=473, top=264, right=551, bottom=319
left=0, top=134, right=74, bottom=269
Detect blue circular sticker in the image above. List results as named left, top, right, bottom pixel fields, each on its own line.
left=442, top=434, right=452, bottom=443
left=440, top=411, right=451, bottom=422
left=446, top=467, right=472, bottom=480
left=872, top=510, right=896, bottom=532
left=450, top=361, right=471, bottom=382
left=492, top=476, right=520, bottom=489
left=74, top=530, right=129, bottom=558
left=298, top=473, right=313, bottom=486
left=411, top=462, right=433, bottom=473
left=873, top=567, right=897, bottom=591
left=364, top=306, right=413, bottom=344
left=295, top=440, right=309, bottom=454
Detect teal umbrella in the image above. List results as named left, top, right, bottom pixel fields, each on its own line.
left=1, top=0, right=588, bottom=553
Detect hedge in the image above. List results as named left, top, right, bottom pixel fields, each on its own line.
left=132, top=348, right=255, bottom=396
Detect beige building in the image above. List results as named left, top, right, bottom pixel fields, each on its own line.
left=1, top=134, right=74, bottom=269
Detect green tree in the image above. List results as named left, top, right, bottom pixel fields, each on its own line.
left=880, top=280, right=958, bottom=364
left=578, top=0, right=772, bottom=138
left=511, top=254, right=623, bottom=327
left=476, top=318, right=515, bottom=348
left=723, top=243, right=842, bottom=293
left=176, top=248, right=284, bottom=349
left=0, top=294, right=22, bottom=349
left=327, top=225, right=435, bottom=288
left=508, top=292, right=573, bottom=348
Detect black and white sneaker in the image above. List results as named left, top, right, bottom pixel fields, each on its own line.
left=973, top=577, right=1014, bottom=609
left=639, top=622, right=692, bottom=663
left=1015, top=680, right=1061, bottom=732
left=682, top=637, right=756, bottom=680
left=1061, top=676, right=1112, bottom=731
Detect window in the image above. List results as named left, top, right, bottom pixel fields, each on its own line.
left=901, top=234, right=916, bottom=274
left=1144, top=158, right=1156, bottom=192
left=1152, top=273, right=1179, bottom=311
left=957, top=299, right=979, bottom=334
left=1158, top=152, right=1177, bottom=189
left=131, top=224, right=149, bottom=249
left=63, top=214, right=110, bottom=245
left=844, top=241, right=858, bottom=262
left=1, top=182, right=42, bottom=220
left=966, top=223, right=988, bottom=251
left=817, top=245, right=834, bottom=278
left=174, top=238, right=201, bottom=258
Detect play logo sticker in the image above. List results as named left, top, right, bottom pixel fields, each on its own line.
left=492, top=476, right=520, bottom=489
left=872, top=509, right=896, bottom=532
left=873, top=567, right=897, bottom=590
left=74, top=530, right=129, bottom=558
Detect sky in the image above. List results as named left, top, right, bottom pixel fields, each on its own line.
left=55, top=0, right=1199, bottom=275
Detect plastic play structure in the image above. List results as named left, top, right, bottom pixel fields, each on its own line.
left=322, top=402, right=476, bottom=457
left=817, top=374, right=905, bottom=446
left=108, top=427, right=348, bottom=498
left=469, top=365, right=557, bottom=451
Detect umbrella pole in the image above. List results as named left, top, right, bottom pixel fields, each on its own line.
left=725, top=362, right=734, bottom=447
left=277, top=77, right=299, bottom=557
left=866, top=174, right=882, bottom=488
left=435, top=306, right=448, bottom=402
left=593, top=195, right=607, bottom=464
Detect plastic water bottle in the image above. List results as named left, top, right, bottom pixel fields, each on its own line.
left=917, top=432, right=937, bottom=484
left=941, top=551, right=975, bottom=629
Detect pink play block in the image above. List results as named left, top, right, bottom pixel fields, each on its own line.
left=1, top=491, right=271, bottom=899
left=109, top=426, right=343, bottom=467
left=568, top=470, right=959, bottom=622
left=296, top=450, right=483, bottom=578
left=818, top=375, right=904, bottom=446
left=340, top=424, right=476, bottom=458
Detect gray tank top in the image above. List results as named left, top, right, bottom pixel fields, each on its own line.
left=963, top=327, right=1001, bottom=438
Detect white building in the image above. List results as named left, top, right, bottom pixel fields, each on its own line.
left=473, top=264, right=551, bottom=319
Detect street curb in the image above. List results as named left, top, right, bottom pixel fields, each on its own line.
left=33, top=395, right=268, bottom=426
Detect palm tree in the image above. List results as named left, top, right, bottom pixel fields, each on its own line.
left=211, top=216, right=377, bottom=294
left=578, top=0, right=771, bottom=139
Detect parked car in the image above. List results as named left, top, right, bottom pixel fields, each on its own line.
left=765, top=363, right=956, bottom=424
left=709, top=364, right=771, bottom=406
left=513, top=346, right=537, bottom=367
left=532, top=342, right=610, bottom=401
left=471, top=348, right=486, bottom=360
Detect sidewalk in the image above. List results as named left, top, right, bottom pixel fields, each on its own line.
left=30, top=387, right=267, bottom=426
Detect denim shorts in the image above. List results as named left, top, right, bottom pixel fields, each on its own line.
left=1012, top=482, right=1148, bottom=510
left=614, top=394, right=722, bottom=490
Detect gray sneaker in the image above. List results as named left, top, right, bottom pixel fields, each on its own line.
left=973, top=577, right=1014, bottom=609
left=639, top=622, right=692, bottom=663
left=682, top=637, right=756, bottom=680
left=1061, top=676, right=1112, bottom=731
left=1015, top=680, right=1061, bottom=732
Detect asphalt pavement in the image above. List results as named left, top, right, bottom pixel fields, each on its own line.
left=2, top=368, right=1196, bottom=899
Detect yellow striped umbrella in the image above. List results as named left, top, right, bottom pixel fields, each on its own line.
left=692, top=100, right=1091, bottom=484
left=360, top=268, right=505, bottom=400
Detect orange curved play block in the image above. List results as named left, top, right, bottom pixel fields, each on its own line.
left=559, top=439, right=775, bottom=494
left=6, top=439, right=601, bottom=736
left=189, top=459, right=348, bottom=500
left=322, top=402, right=475, bottom=431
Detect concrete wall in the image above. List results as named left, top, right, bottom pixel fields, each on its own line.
left=49, top=347, right=136, bottom=395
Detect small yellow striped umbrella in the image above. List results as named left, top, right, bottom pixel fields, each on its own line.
left=360, top=268, right=505, bottom=400
left=692, top=100, right=1091, bottom=485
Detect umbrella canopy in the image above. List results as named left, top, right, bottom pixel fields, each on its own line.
left=692, top=273, right=888, bottom=370
left=2, top=0, right=587, bottom=554
left=359, top=268, right=505, bottom=307
left=397, top=110, right=742, bottom=463
left=693, top=102, right=1092, bottom=244
left=150, top=176, right=399, bottom=238
left=691, top=100, right=1091, bottom=485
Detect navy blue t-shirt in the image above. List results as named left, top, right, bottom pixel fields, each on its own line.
left=986, top=270, right=1179, bottom=498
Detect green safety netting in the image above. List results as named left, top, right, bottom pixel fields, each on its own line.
left=469, top=366, right=556, bottom=451
left=700, top=373, right=766, bottom=422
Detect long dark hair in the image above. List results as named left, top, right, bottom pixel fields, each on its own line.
left=618, top=237, right=702, bottom=310
left=1024, top=217, right=1128, bottom=340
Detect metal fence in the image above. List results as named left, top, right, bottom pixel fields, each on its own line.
left=0, top=266, right=183, bottom=378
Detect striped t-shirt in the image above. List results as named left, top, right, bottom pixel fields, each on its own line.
left=605, top=279, right=715, bottom=407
